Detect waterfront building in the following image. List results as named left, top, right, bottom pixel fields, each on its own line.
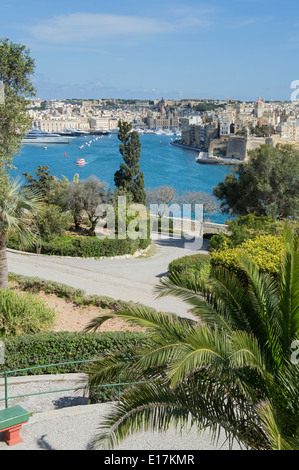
left=277, top=116, right=299, bottom=140
left=181, top=116, right=202, bottom=130
left=219, top=120, right=231, bottom=136
left=181, top=123, right=218, bottom=149
left=89, top=117, right=119, bottom=131
left=145, top=113, right=180, bottom=130
left=89, top=117, right=110, bottom=130
left=33, top=117, right=90, bottom=132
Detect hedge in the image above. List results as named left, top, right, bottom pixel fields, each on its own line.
left=1, top=331, right=148, bottom=376
left=6, top=233, right=151, bottom=258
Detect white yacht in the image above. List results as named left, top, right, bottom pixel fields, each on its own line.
left=22, top=128, right=74, bottom=145
left=58, top=128, right=90, bottom=137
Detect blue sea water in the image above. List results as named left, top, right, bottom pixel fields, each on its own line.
left=12, top=133, right=232, bottom=223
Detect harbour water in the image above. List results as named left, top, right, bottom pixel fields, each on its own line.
left=13, top=133, right=233, bottom=223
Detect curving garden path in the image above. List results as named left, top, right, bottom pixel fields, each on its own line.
left=7, top=233, right=208, bottom=319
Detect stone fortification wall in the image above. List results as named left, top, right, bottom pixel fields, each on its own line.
left=209, top=139, right=228, bottom=156
left=226, top=136, right=248, bottom=159
left=182, top=125, right=280, bottom=161
left=219, top=136, right=275, bottom=160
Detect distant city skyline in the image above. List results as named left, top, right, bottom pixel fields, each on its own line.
left=1, top=0, right=298, bottom=101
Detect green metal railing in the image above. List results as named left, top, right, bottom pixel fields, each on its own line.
left=0, top=360, right=144, bottom=409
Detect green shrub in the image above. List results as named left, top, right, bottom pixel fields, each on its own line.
left=88, top=385, right=121, bottom=404
left=7, top=233, right=151, bottom=258
left=167, top=253, right=211, bottom=288
left=168, top=254, right=210, bottom=287
left=36, top=204, right=73, bottom=241
left=210, top=234, right=284, bottom=278
left=208, top=233, right=234, bottom=252
left=168, top=253, right=210, bottom=277
left=5, top=232, right=21, bottom=250
left=208, top=214, right=285, bottom=252
left=0, top=289, right=56, bottom=337
left=1, top=331, right=147, bottom=375
left=203, top=232, right=217, bottom=240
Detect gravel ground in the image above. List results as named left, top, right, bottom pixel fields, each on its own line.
left=0, top=374, right=243, bottom=451
left=0, top=373, right=89, bottom=414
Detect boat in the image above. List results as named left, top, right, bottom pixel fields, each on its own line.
left=89, top=130, right=109, bottom=136
left=57, top=128, right=90, bottom=137
left=76, top=158, right=86, bottom=166
left=22, top=128, right=74, bottom=144
left=164, top=129, right=175, bottom=136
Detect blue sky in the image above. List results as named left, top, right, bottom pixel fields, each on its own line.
left=1, top=0, right=298, bottom=100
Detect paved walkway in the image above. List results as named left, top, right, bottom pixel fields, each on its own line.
left=0, top=374, right=242, bottom=451
left=7, top=233, right=208, bottom=318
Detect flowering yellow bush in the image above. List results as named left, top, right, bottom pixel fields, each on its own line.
left=210, top=235, right=284, bottom=277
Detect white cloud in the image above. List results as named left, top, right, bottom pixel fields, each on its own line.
left=28, top=13, right=177, bottom=44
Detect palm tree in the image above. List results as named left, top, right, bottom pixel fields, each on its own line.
left=85, top=224, right=299, bottom=450
left=0, top=179, right=44, bottom=288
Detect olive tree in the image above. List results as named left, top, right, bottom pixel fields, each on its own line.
left=66, top=177, right=108, bottom=235
left=145, top=185, right=178, bottom=218
left=180, top=190, right=219, bottom=221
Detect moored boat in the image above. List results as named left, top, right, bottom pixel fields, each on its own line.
left=22, top=128, right=74, bottom=144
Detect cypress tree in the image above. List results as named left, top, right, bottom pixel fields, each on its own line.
left=114, top=121, right=146, bottom=205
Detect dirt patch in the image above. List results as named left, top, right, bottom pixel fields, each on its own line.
left=9, top=283, right=144, bottom=333
left=41, top=292, right=144, bottom=333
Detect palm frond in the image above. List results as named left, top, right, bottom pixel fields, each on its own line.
left=167, top=325, right=230, bottom=387
left=236, top=253, right=283, bottom=369
left=134, top=341, right=182, bottom=375
left=278, top=224, right=299, bottom=356
left=85, top=303, right=195, bottom=340
left=155, top=274, right=234, bottom=334
left=92, top=376, right=267, bottom=450
left=84, top=314, right=116, bottom=333
left=207, top=266, right=256, bottom=332
left=230, top=331, right=267, bottom=372
left=257, top=401, right=297, bottom=450
left=84, top=353, right=147, bottom=396
left=0, top=178, right=45, bottom=249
